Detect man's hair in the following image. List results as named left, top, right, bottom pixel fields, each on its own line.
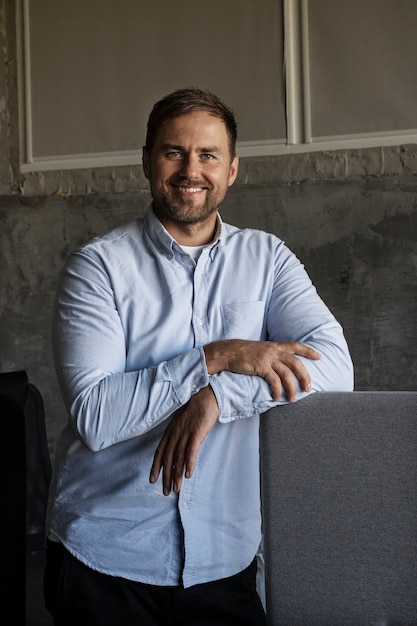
left=145, top=87, right=238, bottom=158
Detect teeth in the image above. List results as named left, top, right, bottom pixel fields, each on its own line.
left=178, top=186, right=203, bottom=193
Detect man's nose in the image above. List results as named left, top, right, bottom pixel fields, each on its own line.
left=179, top=154, right=200, bottom=179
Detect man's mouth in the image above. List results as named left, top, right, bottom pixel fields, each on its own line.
left=169, top=178, right=210, bottom=194
left=177, top=186, right=204, bottom=193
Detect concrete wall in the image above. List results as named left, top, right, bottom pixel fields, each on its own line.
left=1, top=0, right=417, bottom=454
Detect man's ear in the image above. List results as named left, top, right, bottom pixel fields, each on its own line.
left=228, top=154, right=239, bottom=187
left=142, top=147, right=150, bottom=180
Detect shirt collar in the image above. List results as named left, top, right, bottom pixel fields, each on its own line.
left=144, top=203, right=223, bottom=260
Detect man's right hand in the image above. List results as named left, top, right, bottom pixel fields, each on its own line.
left=203, top=339, right=321, bottom=402
left=149, top=385, right=219, bottom=495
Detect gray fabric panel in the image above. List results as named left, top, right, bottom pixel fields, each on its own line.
left=261, top=392, right=417, bottom=625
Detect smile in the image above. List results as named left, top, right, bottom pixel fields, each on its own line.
left=177, top=186, right=205, bottom=193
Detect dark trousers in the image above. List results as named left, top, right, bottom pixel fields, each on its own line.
left=44, top=540, right=267, bottom=625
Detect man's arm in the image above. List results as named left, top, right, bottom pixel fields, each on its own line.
left=205, top=241, right=354, bottom=421
left=53, top=249, right=211, bottom=451
left=150, top=339, right=322, bottom=495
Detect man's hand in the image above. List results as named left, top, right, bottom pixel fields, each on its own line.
left=204, top=339, right=321, bottom=402
left=149, top=385, right=219, bottom=496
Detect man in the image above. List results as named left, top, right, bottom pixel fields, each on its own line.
left=45, top=88, right=354, bottom=625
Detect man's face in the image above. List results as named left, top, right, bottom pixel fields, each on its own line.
left=143, top=111, right=239, bottom=229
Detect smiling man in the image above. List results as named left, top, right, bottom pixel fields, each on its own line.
left=44, top=88, right=354, bottom=625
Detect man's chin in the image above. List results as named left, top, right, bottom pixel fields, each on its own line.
left=157, top=201, right=217, bottom=223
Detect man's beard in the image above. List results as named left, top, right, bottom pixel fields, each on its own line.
left=151, top=179, right=227, bottom=225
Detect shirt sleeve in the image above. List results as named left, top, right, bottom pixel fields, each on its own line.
left=209, top=241, right=354, bottom=422
left=52, top=249, right=210, bottom=451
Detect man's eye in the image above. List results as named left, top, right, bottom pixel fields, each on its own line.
left=201, top=154, right=214, bottom=160
left=167, top=151, right=181, bottom=158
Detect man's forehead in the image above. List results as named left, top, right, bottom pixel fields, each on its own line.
left=160, top=112, right=226, bottom=133
left=153, top=112, right=229, bottom=149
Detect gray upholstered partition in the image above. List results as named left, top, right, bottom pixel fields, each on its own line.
left=261, top=392, right=417, bottom=625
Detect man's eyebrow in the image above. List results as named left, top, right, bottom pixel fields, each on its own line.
left=199, top=146, right=221, bottom=153
left=160, top=143, right=183, bottom=151
left=159, top=143, right=222, bottom=153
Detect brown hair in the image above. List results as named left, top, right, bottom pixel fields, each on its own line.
left=145, top=87, right=237, bottom=159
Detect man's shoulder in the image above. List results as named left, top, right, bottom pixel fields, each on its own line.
left=222, top=220, right=282, bottom=246
left=78, top=219, right=144, bottom=255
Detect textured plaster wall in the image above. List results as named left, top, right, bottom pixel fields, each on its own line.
left=1, top=0, right=417, bottom=454
left=2, top=170, right=417, bottom=452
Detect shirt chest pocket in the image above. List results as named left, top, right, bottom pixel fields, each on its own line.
left=220, top=301, right=266, bottom=340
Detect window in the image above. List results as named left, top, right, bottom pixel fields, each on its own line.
left=19, top=0, right=285, bottom=170
left=18, top=0, right=417, bottom=172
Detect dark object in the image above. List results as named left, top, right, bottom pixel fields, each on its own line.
left=261, top=391, right=417, bottom=626
left=0, top=370, right=52, bottom=625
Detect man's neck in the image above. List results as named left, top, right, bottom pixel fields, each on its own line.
left=154, top=210, right=218, bottom=246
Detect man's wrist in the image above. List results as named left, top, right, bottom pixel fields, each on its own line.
left=203, top=341, right=227, bottom=375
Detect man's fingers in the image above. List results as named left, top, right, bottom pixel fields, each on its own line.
left=263, top=372, right=283, bottom=402
left=280, top=352, right=313, bottom=393
left=149, top=424, right=199, bottom=495
left=149, top=442, right=164, bottom=484
left=266, top=350, right=316, bottom=401
left=162, top=462, right=177, bottom=496
left=275, top=364, right=304, bottom=402
left=169, top=448, right=188, bottom=494
left=276, top=341, right=321, bottom=361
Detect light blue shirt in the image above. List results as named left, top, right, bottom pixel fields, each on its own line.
left=47, top=204, right=353, bottom=588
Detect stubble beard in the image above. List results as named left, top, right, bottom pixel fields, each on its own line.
left=152, top=184, right=227, bottom=225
